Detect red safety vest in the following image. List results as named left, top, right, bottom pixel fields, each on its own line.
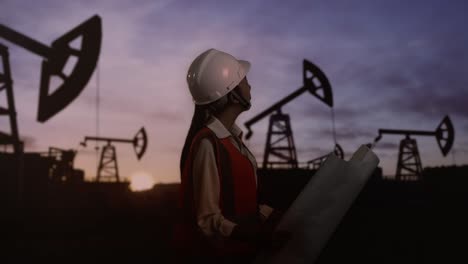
left=172, top=127, right=258, bottom=258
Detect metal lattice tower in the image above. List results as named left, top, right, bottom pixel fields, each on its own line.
left=372, top=116, right=454, bottom=181
left=244, top=60, right=333, bottom=169
left=0, top=15, right=102, bottom=122
left=80, top=127, right=147, bottom=182
left=97, top=144, right=119, bottom=182
left=0, top=16, right=101, bottom=207
left=0, top=43, right=22, bottom=154
left=263, top=111, right=298, bottom=169
left=396, top=137, right=423, bottom=181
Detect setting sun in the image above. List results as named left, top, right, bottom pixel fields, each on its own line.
left=129, top=171, right=155, bottom=192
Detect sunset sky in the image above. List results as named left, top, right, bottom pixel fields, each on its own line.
left=1, top=0, right=467, bottom=184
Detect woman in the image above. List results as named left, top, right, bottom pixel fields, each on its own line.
left=173, top=48, right=285, bottom=263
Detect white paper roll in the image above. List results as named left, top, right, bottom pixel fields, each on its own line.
left=255, top=145, right=380, bottom=264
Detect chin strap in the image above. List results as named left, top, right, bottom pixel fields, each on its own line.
left=231, top=90, right=251, bottom=110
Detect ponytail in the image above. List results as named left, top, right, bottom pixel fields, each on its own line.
left=179, top=89, right=237, bottom=175
left=179, top=105, right=210, bottom=175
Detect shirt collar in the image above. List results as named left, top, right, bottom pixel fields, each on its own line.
left=206, top=116, right=243, bottom=139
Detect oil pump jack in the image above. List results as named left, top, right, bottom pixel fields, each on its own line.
left=244, top=60, right=334, bottom=169
left=80, top=127, right=147, bottom=182
left=0, top=15, right=101, bottom=122
left=372, top=115, right=454, bottom=181
left=0, top=15, right=101, bottom=154
left=0, top=15, right=102, bottom=205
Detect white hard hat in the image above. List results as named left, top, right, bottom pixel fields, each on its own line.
left=187, top=48, right=251, bottom=105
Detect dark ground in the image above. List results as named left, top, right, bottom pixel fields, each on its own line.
left=1, top=160, right=467, bottom=263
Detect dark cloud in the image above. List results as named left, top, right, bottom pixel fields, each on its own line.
left=296, top=145, right=337, bottom=157
left=312, top=126, right=375, bottom=142
left=374, top=142, right=399, bottom=151
left=376, top=152, right=396, bottom=159
left=296, top=104, right=368, bottom=127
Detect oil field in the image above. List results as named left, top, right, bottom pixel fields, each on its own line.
left=1, top=2, right=468, bottom=263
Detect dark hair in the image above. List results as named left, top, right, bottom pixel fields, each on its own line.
left=180, top=87, right=243, bottom=175
left=179, top=105, right=209, bottom=175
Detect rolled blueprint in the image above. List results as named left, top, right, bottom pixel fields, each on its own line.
left=255, top=145, right=380, bottom=264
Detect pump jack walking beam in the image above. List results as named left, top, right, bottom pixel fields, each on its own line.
left=244, top=60, right=333, bottom=168
left=80, top=127, right=147, bottom=182
left=372, top=115, right=454, bottom=180
left=0, top=15, right=102, bottom=122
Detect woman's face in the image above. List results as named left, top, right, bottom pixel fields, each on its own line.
left=238, top=77, right=251, bottom=102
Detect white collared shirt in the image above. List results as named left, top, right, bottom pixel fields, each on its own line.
left=192, top=116, right=274, bottom=239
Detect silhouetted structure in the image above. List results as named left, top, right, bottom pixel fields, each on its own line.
left=372, top=115, right=454, bottom=181
left=80, top=127, right=147, bottom=182
left=47, top=147, right=84, bottom=183
left=0, top=15, right=102, bottom=122
left=0, top=15, right=102, bottom=208
left=0, top=43, right=22, bottom=155
left=0, top=13, right=465, bottom=264
left=307, top=143, right=344, bottom=169
left=244, top=60, right=333, bottom=169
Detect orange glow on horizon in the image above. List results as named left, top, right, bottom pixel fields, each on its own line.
left=129, top=171, right=155, bottom=192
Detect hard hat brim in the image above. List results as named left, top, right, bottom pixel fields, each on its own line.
left=239, top=60, right=251, bottom=76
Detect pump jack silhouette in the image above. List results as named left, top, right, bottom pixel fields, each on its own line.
left=244, top=60, right=334, bottom=169
left=0, top=15, right=102, bottom=122
left=372, top=115, right=454, bottom=180
left=80, top=127, right=148, bottom=182
left=0, top=15, right=102, bottom=206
